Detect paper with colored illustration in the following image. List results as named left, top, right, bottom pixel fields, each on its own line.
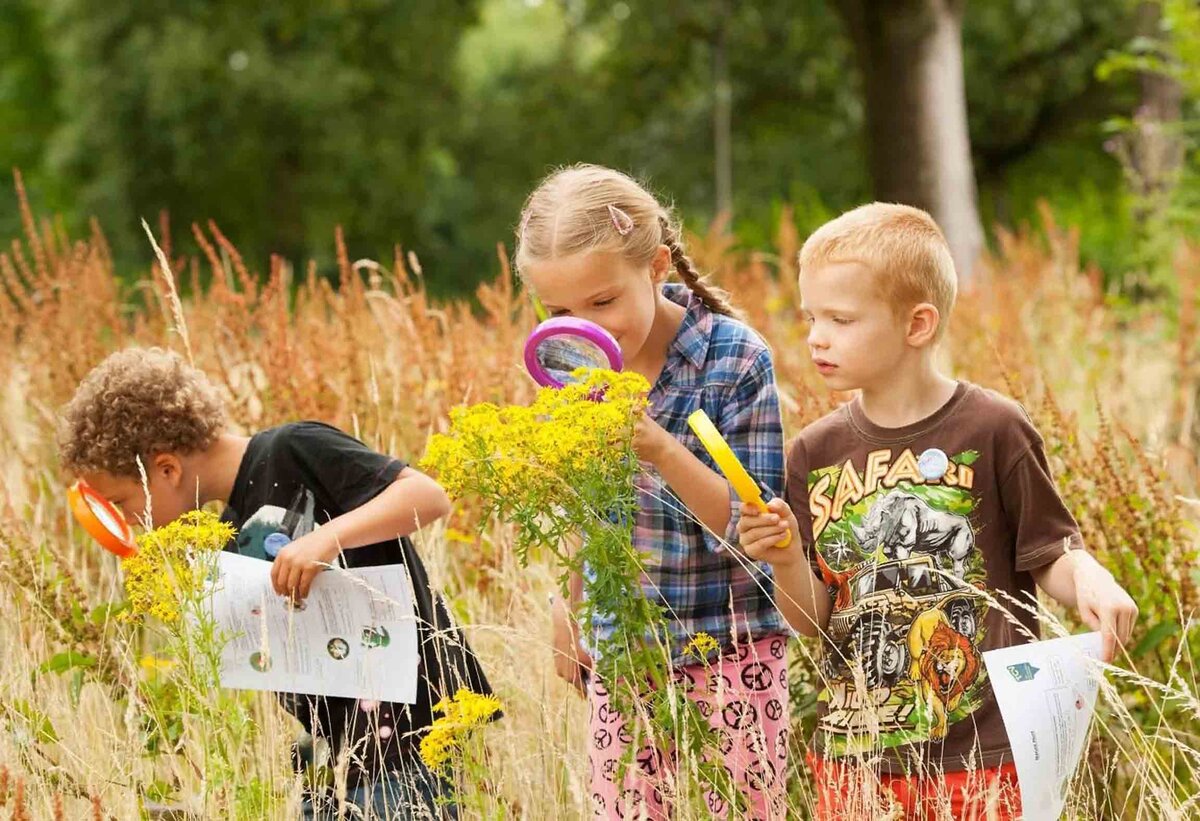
left=206, top=551, right=420, bottom=704
left=982, top=631, right=1104, bottom=821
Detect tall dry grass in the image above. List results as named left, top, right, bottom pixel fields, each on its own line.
left=2, top=181, right=1199, bottom=818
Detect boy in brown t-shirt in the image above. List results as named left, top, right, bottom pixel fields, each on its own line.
left=737, top=203, right=1138, bottom=819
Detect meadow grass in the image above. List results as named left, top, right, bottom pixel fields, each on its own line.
left=1, top=188, right=1198, bottom=818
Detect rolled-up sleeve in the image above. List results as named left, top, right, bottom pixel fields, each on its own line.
left=700, top=348, right=786, bottom=553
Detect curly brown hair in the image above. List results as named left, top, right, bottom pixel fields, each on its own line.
left=58, top=347, right=227, bottom=477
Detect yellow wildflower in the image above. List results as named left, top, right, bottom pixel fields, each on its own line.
left=444, top=528, right=476, bottom=545
left=121, top=510, right=234, bottom=625
left=138, top=655, right=177, bottom=676
left=420, top=368, right=648, bottom=510
left=683, top=632, right=720, bottom=659
left=418, top=688, right=503, bottom=772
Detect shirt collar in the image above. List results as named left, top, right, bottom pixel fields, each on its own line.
left=662, top=283, right=712, bottom=371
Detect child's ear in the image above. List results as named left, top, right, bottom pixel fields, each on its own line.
left=906, top=303, right=941, bottom=347
left=650, top=245, right=673, bottom=284
left=152, top=453, right=184, bottom=488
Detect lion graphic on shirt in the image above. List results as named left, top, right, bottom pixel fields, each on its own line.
left=907, top=608, right=981, bottom=739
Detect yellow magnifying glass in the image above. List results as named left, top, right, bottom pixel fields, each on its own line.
left=687, top=409, right=791, bottom=548
left=68, top=479, right=138, bottom=558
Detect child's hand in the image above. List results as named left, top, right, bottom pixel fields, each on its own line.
left=737, top=498, right=802, bottom=566
left=632, top=413, right=672, bottom=464
left=1073, top=559, right=1138, bottom=663
left=271, top=532, right=341, bottom=601
left=551, top=596, right=592, bottom=695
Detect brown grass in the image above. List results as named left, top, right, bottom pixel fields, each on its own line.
left=1, top=180, right=1198, bottom=817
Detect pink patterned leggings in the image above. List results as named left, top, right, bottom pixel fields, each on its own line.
left=586, top=635, right=790, bottom=820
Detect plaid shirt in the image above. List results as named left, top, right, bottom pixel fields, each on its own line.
left=583, top=284, right=789, bottom=666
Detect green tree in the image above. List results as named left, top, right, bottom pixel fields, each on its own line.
left=445, top=0, right=864, bottom=264
left=0, top=0, right=1151, bottom=293
left=966, top=0, right=1138, bottom=274
left=38, top=0, right=480, bottom=288
left=0, top=0, right=63, bottom=238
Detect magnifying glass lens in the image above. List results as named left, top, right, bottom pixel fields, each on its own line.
left=535, top=336, right=611, bottom=385
left=523, top=317, right=624, bottom=390
left=68, top=480, right=138, bottom=558
left=86, top=493, right=128, bottom=538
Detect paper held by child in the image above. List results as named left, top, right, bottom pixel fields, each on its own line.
left=207, top=551, right=420, bottom=704
left=982, top=631, right=1104, bottom=821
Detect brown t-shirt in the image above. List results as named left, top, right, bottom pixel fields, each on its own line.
left=783, top=381, right=1082, bottom=773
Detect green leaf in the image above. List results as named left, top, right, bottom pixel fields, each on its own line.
left=1131, top=620, right=1179, bottom=659
left=69, top=668, right=85, bottom=706
left=39, top=651, right=97, bottom=675
left=7, top=699, right=58, bottom=744
left=90, top=601, right=129, bottom=624
left=145, top=779, right=176, bottom=803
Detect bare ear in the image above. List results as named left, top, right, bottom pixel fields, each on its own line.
left=152, top=453, right=185, bottom=488
left=907, top=303, right=941, bottom=347
left=650, top=244, right=673, bottom=284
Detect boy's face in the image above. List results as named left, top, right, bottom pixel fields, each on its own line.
left=800, top=261, right=911, bottom=392
left=80, top=453, right=195, bottom=531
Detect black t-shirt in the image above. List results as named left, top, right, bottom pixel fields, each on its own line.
left=219, top=421, right=493, bottom=780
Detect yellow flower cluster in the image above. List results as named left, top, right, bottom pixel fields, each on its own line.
left=418, top=687, right=503, bottom=772
left=420, top=369, right=649, bottom=508
left=683, top=631, right=720, bottom=660
left=122, top=510, right=234, bottom=625
left=138, top=654, right=177, bottom=677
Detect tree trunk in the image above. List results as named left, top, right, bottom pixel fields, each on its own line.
left=1130, top=1, right=1185, bottom=225
left=834, top=0, right=984, bottom=279
left=713, top=0, right=734, bottom=223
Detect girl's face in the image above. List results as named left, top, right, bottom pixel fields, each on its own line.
left=523, top=250, right=664, bottom=363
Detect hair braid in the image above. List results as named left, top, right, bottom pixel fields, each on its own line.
left=659, top=217, right=743, bottom=320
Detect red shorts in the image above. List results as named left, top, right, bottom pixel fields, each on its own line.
left=809, top=754, right=1022, bottom=820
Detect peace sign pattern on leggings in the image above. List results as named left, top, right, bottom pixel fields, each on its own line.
left=586, top=636, right=790, bottom=820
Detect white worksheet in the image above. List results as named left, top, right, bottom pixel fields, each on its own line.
left=982, top=632, right=1104, bottom=821
left=206, top=551, right=419, bottom=703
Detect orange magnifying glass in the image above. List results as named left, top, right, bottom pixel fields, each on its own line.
left=68, top=479, right=138, bottom=558
left=687, top=410, right=791, bottom=548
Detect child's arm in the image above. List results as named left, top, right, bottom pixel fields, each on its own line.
left=635, top=350, right=785, bottom=547
left=271, top=466, right=451, bottom=599
left=1032, top=549, right=1138, bottom=663
left=551, top=534, right=591, bottom=693
left=636, top=417, right=738, bottom=537
left=737, top=498, right=832, bottom=637
left=993, top=410, right=1139, bottom=664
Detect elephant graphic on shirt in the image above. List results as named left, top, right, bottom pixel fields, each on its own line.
left=851, top=490, right=974, bottom=579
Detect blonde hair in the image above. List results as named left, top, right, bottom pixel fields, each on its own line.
left=515, top=164, right=741, bottom=318
left=59, top=347, right=226, bottom=478
left=799, top=203, right=958, bottom=339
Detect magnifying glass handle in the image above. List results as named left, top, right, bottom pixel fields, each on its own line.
left=687, top=408, right=793, bottom=550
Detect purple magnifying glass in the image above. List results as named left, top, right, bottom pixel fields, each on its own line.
left=524, top=317, right=624, bottom=389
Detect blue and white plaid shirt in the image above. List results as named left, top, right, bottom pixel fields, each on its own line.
left=584, top=284, right=789, bottom=666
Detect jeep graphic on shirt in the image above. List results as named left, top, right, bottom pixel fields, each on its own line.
left=808, top=446, right=988, bottom=756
